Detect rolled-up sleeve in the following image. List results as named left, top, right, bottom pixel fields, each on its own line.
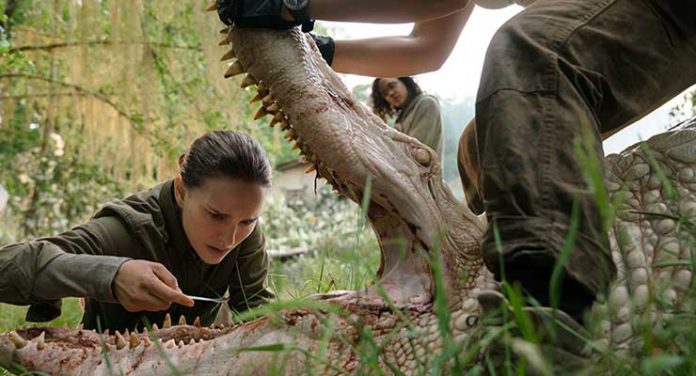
left=0, top=216, right=136, bottom=320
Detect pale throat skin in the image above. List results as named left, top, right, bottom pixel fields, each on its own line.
left=174, top=176, right=265, bottom=265
left=377, top=77, right=410, bottom=109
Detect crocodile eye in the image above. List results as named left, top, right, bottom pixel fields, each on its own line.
left=412, top=147, right=431, bottom=167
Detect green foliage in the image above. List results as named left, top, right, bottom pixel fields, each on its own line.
left=439, top=96, right=475, bottom=185
left=0, top=1, right=302, bottom=238
left=264, top=184, right=380, bottom=297
left=669, top=90, right=696, bottom=126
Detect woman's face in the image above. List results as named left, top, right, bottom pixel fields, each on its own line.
left=378, top=78, right=409, bottom=108
left=175, top=175, right=266, bottom=265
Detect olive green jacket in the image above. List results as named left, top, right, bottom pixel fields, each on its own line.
left=395, top=94, right=444, bottom=159
left=0, top=180, right=273, bottom=331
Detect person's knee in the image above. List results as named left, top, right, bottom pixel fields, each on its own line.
left=458, top=119, right=484, bottom=214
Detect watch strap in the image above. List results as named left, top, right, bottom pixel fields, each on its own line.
left=285, top=1, right=314, bottom=32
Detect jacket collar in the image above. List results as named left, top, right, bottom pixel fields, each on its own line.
left=159, top=179, right=198, bottom=259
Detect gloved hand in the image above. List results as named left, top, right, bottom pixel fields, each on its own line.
left=310, top=34, right=335, bottom=66
left=217, top=0, right=300, bottom=29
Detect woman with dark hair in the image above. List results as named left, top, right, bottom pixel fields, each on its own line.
left=371, top=77, right=444, bottom=159
left=0, top=130, right=274, bottom=331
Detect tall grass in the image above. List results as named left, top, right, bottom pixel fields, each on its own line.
left=2, top=133, right=696, bottom=375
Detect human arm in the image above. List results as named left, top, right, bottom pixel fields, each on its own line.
left=0, top=216, right=192, bottom=320
left=330, top=6, right=473, bottom=76
left=305, top=0, right=537, bottom=21
left=227, top=224, right=275, bottom=314
left=304, top=0, right=471, bottom=23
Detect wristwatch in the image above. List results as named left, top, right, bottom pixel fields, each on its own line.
left=282, top=0, right=315, bottom=32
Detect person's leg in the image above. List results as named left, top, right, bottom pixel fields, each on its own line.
left=458, top=118, right=484, bottom=214
left=476, top=0, right=696, bottom=321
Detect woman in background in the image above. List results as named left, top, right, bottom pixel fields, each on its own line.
left=371, top=77, right=444, bottom=159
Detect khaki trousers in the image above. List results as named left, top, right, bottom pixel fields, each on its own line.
left=464, top=0, right=696, bottom=314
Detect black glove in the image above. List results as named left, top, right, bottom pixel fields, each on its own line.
left=217, top=0, right=300, bottom=30
left=310, top=34, right=335, bottom=66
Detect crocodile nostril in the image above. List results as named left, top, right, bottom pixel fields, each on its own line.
left=412, top=148, right=431, bottom=167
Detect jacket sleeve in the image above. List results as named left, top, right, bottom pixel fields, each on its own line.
left=0, top=216, right=135, bottom=320
left=227, top=224, right=275, bottom=314
left=403, top=96, right=443, bottom=153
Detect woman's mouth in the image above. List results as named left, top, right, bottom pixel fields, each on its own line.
left=207, top=245, right=227, bottom=254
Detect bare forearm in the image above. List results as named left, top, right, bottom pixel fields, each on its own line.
left=308, top=0, right=471, bottom=23
left=331, top=7, right=473, bottom=76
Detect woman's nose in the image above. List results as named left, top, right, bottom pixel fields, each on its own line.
left=219, top=225, right=237, bottom=246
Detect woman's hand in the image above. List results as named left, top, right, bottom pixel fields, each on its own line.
left=113, top=260, right=194, bottom=312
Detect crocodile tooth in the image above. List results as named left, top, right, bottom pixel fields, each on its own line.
left=306, top=164, right=317, bottom=173
left=129, top=333, right=140, bottom=349
left=178, top=340, right=185, bottom=348
left=9, top=331, right=27, bottom=348
left=163, top=313, right=172, bottom=328
left=250, top=93, right=264, bottom=104
left=103, top=342, right=112, bottom=352
left=115, top=331, right=126, bottom=350
left=164, top=339, right=176, bottom=349
left=257, top=82, right=268, bottom=92
left=143, top=335, right=152, bottom=347
left=178, top=315, right=187, bottom=326
left=124, top=329, right=130, bottom=338
left=280, top=120, right=291, bottom=130
left=36, top=331, right=46, bottom=350
left=224, top=61, right=244, bottom=78
left=220, top=49, right=236, bottom=61
left=218, top=324, right=225, bottom=329
left=292, top=142, right=302, bottom=151
left=270, top=112, right=284, bottom=126
left=219, top=27, right=229, bottom=34
left=240, top=74, right=257, bottom=89
left=189, top=338, right=196, bottom=345
left=262, top=94, right=274, bottom=105
left=205, top=3, right=218, bottom=11
left=254, top=107, right=269, bottom=120
left=266, top=103, right=280, bottom=113
left=194, top=317, right=201, bottom=328
left=218, top=38, right=230, bottom=46
left=152, top=323, right=159, bottom=331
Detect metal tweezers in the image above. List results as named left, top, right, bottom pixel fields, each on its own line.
left=187, top=295, right=231, bottom=304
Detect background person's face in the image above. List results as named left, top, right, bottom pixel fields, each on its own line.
left=378, top=78, right=409, bottom=109
left=175, top=176, right=266, bottom=265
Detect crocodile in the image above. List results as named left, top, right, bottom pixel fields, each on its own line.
left=1, top=14, right=695, bottom=375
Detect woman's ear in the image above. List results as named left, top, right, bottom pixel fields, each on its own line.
left=173, top=176, right=186, bottom=207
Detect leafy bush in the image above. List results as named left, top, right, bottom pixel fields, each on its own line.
left=262, top=184, right=380, bottom=298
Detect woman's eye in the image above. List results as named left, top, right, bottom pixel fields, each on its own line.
left=209, top=212, right=226, bottom=220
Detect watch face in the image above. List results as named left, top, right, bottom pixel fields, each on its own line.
left=283, top=0, right=309, bottom=11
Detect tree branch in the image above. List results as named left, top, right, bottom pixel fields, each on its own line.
left=10, top=39, right=202, bottom=53
left=0, top=73, right=167, bottom=144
